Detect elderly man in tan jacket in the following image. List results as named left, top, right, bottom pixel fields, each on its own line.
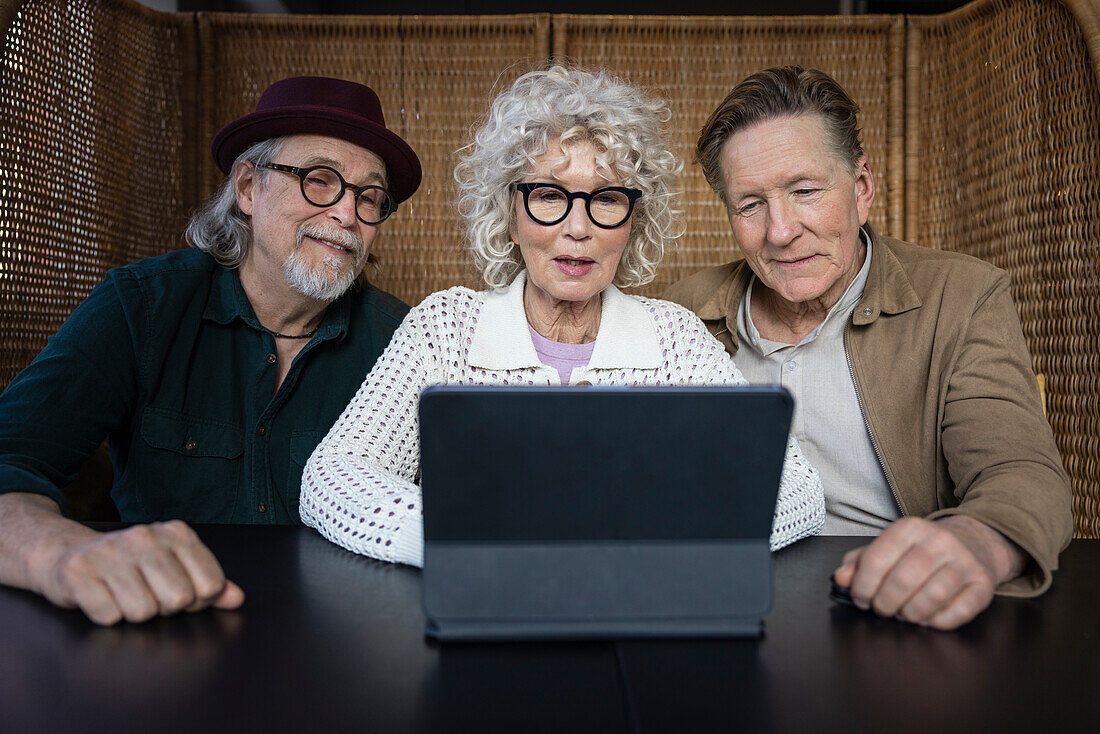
left=666, top=66, right=1071, bottom=631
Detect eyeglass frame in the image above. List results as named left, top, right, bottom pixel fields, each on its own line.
left=259, top=163, right=397, bottom=225
left=514, top=182, right=643, bottom=230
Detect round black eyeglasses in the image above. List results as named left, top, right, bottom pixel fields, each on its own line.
left=515, top=182, right=643, bottom=229
left=261, top=163, right=397, bottom=225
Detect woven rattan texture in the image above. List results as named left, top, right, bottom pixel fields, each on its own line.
left=196, top=13, right=550, bottom=306
left=552, top=14, right=906, bottom=299
left=911, top=0, right=1100, bottom=538
left=2, top=0, right=1099, bottom=533
left=0, top=0, right=192, bottom=387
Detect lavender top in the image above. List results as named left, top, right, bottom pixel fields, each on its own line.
left=528, top=325, right=596, bottom=384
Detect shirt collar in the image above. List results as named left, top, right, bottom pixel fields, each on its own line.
left=202, top=264, right=253, bottom=326
left=201, top=263, right=352, bottom=342
left=469, top=270, right=663, bottom=370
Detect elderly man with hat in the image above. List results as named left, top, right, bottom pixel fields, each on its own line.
left=0, top=77, right=421, bottom=624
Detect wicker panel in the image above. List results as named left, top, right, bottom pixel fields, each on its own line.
left=911, top=0, right=1100, bottom=537
left=551, top=14, right=906, bottom=298
left=196, top=13, right=550, bottom=306
left=0, top=0, right=193, bottom=387
left=2, top=0, right=1098, bottom=534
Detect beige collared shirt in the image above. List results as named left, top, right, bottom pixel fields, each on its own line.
left=734, top=233, right=899, bottom=535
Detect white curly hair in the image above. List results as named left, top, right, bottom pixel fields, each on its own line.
left=455, top=65, right=684, bottom=289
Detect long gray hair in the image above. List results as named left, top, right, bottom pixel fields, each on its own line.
left=185, top=137, right=288, bottom=265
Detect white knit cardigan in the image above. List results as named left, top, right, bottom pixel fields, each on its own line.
left=300, top=272, right=825, bottom=565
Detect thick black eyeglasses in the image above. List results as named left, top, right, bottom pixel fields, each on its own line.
left=261, top=163, right=397, bottom=225
left=515, top=182, right=642, bottom=229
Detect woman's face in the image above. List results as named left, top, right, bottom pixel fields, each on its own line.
left=510, top=138, right=632, bottom=308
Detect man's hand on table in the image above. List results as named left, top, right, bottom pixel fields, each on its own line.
left=1, top=494, right=244, bottom=626
left=832, top=515, right=1027, bottom=631
left=31, top=520, right=245, bottom=625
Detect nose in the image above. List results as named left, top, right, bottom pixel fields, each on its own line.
left=561, top=198, right=592, bottom=239
left=326, top=187, right=359, bottom=228
left=766, top=197, right=801, bottom=246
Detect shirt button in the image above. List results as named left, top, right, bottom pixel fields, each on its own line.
left=258, top=426, right=266, bottom=436
left=785, top=360, right=797, bottom=372
left=258, top=502, right=267, bottom=514
left=863, top=307, right=873, bottom=316
left=184, top=440, right=196, bottom=451
left=266, top=353, right=277, bottom=364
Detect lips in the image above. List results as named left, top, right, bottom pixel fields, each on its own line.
left=297, top=223, right=363, bottom=261
left=310, top=236, right=353, bottom=254
left=774, top=254, right=818, bottom=266
left=554, top=255, right=596, bottom=277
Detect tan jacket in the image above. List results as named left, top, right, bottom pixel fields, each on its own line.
left=664, top=227, right=1072, bottom=596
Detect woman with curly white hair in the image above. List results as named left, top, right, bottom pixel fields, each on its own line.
left=300, top=65, right=824, bottom=565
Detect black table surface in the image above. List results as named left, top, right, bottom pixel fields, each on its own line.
left=1, top=528, right=1096, bottom=734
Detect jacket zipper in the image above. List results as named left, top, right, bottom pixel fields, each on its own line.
left=844, top=320, right=906, bottom=516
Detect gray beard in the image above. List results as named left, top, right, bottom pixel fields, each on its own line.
left=283, top=226, right=364, bottom=302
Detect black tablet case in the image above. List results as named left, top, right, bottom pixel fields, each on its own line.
left=420, top=385, right=793, bottom=641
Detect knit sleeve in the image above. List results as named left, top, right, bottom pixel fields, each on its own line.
left=299, top=296, right=450, bottom=567
left=647, top=297, right=826, bottom=550
left=768, top=437, right=826, bottom=550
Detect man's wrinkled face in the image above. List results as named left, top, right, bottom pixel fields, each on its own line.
left=237, top=134, right=387, bottom=302
left=719, top=113, right=874, bottom=312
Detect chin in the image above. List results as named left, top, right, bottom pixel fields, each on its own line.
left=285, top=257, right=359, bottom=301
left=785, top=290, right=828, bottom=305
left=553, top=285, right=604, bottom=304
left=765, top=273, right=830, bottom=301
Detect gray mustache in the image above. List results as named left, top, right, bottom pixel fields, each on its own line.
left=297, top=224, right=363, bottom=259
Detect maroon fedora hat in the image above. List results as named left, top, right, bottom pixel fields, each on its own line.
left=211, top=76, right=422, bottom=204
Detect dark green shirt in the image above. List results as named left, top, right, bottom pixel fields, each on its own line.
left=0, top=248, right=408, bottom=524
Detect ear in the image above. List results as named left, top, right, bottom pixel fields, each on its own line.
left=853, top=156, right=875, bottom=226
left=234, top=161, right=257, bottom=217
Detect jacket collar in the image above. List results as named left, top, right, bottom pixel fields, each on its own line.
left=852, top=223, right=922, bottom=324
left=692, top=262, right=752, bottom=326
left=468, top=271, right=663, bottom=370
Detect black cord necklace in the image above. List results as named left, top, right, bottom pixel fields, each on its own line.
left=267, top=325, right=319, bottom=340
